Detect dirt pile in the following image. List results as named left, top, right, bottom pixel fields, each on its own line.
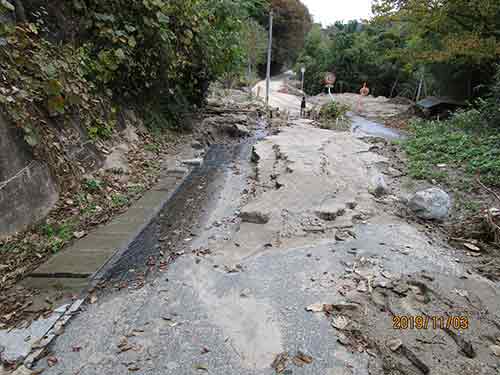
left=308, top=93, right=414, bottom=126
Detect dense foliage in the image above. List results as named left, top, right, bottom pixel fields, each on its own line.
left=295, top=21, right=415, bottom=97
left=2, top=0, right=271, bottom=129
left=74, top=0, right=270, bottom=124
left=269, top=0, right=312, bottom=72
left=296, top=0, right=500, bottom=100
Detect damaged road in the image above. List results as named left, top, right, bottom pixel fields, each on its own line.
left=18, top=81, right=500, bottom=375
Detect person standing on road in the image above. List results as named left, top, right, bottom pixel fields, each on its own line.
left=357, top=82, right=370, bottom=113
left=300, top=96, right=306, bottom=118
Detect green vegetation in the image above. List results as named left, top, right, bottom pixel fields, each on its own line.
left=319, top=102, right=350, bottom=119
left=270, top=0, right=312, bottom=72
left=83, top=178, right=103, bottom=192
left=404, top=109, right=500, bottom=186
left=40, top=221, right=76, bottom=253
left=2, top=0, right=272, bottom=131
left=295, top=0, right=500, bottom=99
left=317, top=102, right=351, bottom=130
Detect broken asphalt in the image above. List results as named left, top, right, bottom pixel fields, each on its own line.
left=13, top=78, right=500, bottom=374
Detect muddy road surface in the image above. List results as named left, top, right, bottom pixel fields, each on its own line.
left=34, top=81, right=500, bottom=375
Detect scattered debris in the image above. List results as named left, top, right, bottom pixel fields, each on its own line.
left=490, top=345, right=500, bottom=357
left=292, top=351, right=313, bottom=367
left=193, top=364, right=209, bottom=372
left=387, top=338, right=402, bottom=352
left=117, top=338, right=134, bottom=353
left=331, top=316, right=350, bottom=330
left=201, top=347, right=210, bottom=355
left=88, top=293, right=98, bottom=305
left=46, top=356, right=58, bottom=367
left=271, top=352, right=289, bottom=373
left=182, top=158, right=203, bottom=167
left=463, top=243, right=481, bottom=252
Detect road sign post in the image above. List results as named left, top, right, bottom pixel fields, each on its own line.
left=324, top=72, right=336, bottom=101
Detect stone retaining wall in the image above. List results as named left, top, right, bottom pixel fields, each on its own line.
left=0, top=114, right=59, bottom=238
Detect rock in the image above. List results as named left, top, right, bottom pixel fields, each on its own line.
left=346, top=201, right=358, bottom=209
left=306, top=303, right=325, bottom=313
left=357, top=281, right=368, bottom=292
left=331, top=315, right=350, bottom=330
left=315, top=204, right=346, bottom=221
left=102, top=144, right=129, bottom=174
left=234, top=124, right=250, bottom=137
left=216, top=123, right=250, bottom=138
left=387, top=338, right=403, bottom=352
left=490, top=345, right=500, bottom=357
left=167, top=167, right=189, bottom=175
left=123, top=125, right=139, bottom=143
left=408, top=188, right=451, bottom=220
left=464, top=243, right=481, bottom=252
left=11, top=365, right=34, bottom=375
left=239, top=208, right=270, bottom=224
left=368, top=174, right=388, bottom=197
left=191, top=141, right=204, bottom=150
left=251, top=146, right=260, bottom=163
left=335, top=231, right=352, bottom=241
left=181, top=158, right=203, bottom=167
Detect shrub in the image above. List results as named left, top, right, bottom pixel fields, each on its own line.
left=319, top=101, right=350, bottom=120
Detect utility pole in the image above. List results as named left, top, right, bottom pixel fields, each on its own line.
left=265, top=9, right=273, bottom=107
left=301, top=67, right=306, bottom=92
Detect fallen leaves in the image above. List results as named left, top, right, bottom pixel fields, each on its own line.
left=292, top=351, right=313, bottom=367
left=271, top=352, right=289, bottom=373
left=271, top=351, right=313, bottom=373
left=47, top=356, right=58, bottom=367
left=88, top=293, right=98, bottom=304
left=117, top=337, right=135, bottom=353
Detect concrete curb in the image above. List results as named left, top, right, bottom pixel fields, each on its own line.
left=86, top=169, right=190, bottom=289
left=1, top=167, right=195, bottom=370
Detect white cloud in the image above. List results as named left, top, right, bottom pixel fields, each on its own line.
left=301, top=0, right=373, bottom=26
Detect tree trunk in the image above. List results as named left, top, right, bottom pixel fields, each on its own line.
left=390, top=77, right=399, bottom=98
left=13, top=0, right=27, bottom=23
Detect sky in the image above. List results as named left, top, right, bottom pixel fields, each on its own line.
left=301, top=0, right=373, bottom=26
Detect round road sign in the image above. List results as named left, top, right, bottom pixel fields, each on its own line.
left=324, top=72, right=336, bottom=86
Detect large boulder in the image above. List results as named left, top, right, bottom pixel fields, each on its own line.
left=408, top=188, right=451, bottom=220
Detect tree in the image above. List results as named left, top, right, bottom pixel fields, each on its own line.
left=242, top=19, right=267, bottom=80
left=269, top=0, right=312, bottom=71
left=373, top=0, right=500, bottom=96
